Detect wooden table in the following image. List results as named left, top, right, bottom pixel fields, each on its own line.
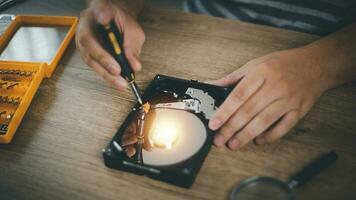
left=1, top=1, right=355, bottom=200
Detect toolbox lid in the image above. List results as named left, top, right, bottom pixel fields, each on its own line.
left=0, top=15, right=78, bottom=77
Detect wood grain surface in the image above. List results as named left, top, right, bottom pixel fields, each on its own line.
left=0, top=1, right=355, bottom=200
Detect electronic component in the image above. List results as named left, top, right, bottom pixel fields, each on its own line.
left=103, top=74, right=233, bottom=188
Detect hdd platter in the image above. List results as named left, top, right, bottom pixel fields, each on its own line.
left=103, top=74, right=232, bottom=188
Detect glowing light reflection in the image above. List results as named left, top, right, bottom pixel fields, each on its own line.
left=149, top=120, right=179, bottom=149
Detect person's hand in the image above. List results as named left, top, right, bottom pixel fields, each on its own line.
left=76, top=0, right=145, bottom=91
left=208, top=47, right=330, bottom=150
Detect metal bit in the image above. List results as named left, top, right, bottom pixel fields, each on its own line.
left=13, top=97, right=20, bottom=105
left=0, top=96, right=21, bottom=105
left=0, top=82, right=7, bottom=87
left=6, top=82, right=18, bottom=89
left=25, top=71, right=33, bottom=76
left=5, top=113, right=13, bottom=120
left=0, top=96, right=8, bottom=103
left=129, top=81, right=143, bottom=105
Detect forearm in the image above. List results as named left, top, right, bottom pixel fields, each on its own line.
left=86, top=0, right=146, bottom=18
left=305, top=23, right=356, bottom=89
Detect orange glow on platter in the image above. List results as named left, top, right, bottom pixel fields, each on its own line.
left=149, top=119, right=179, bottom=149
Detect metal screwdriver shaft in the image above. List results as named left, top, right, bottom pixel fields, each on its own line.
left=130, top=81, right=143, bottom=105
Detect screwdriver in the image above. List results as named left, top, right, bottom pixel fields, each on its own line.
left=98, top=20, right=143, bottom=105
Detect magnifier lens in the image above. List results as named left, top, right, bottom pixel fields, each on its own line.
left=230, top=177, right=296, bottom=200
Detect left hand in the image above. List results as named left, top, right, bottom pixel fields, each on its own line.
left=208, top=47, right=330, bottom=150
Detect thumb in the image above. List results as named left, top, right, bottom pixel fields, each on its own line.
left=125, top=49, right=142, bottom=72
left=120, top=19, right=145, bottom=72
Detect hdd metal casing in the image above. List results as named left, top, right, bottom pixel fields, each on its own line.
left=103, top=74, right=232, bottom=188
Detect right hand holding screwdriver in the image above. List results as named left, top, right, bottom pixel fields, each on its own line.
left=76, top=0, right=145, bottom=91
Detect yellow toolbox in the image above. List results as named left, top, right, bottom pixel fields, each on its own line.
left=0, top=15, right=78, bottom=143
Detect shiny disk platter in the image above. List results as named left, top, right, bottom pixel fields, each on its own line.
left=142, top=109, right=207, bottom=166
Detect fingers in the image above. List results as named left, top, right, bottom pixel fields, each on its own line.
left=256, top=110, right=299, bottom=144
left=206, top=67, right=246, bottom=87
left=209, top=74, right=265, bottom=131
left=86, top=1, right=121, bottom=74
left=86, top=54, right=127, bottom=90
left=125, top=47, right=142, bottom=72
left=205, top=56, right=267, bottom=87
left=213, top=86, right=280, bottom=147
left=227, top=100, right=288, bottom=150
left=77, top=1, right=145, bottom=91
left=76, top=9, right=127, bottom=90
left=120, top=21, right=145, bottom=72
left=79, top=35, right=121, bottom=76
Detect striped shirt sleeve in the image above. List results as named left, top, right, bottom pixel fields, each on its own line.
left=183, top=0, right=356, bottom=35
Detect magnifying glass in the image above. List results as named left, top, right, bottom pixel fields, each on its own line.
left=230, top=151, right=338, bottom=200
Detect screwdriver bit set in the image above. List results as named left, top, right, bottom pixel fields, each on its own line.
left=0, top=63, right=43, bottom=140
left=0, top=15, right=78, bottom=143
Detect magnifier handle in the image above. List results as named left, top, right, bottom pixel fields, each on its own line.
left=288, top=150, right=338, bottom=189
